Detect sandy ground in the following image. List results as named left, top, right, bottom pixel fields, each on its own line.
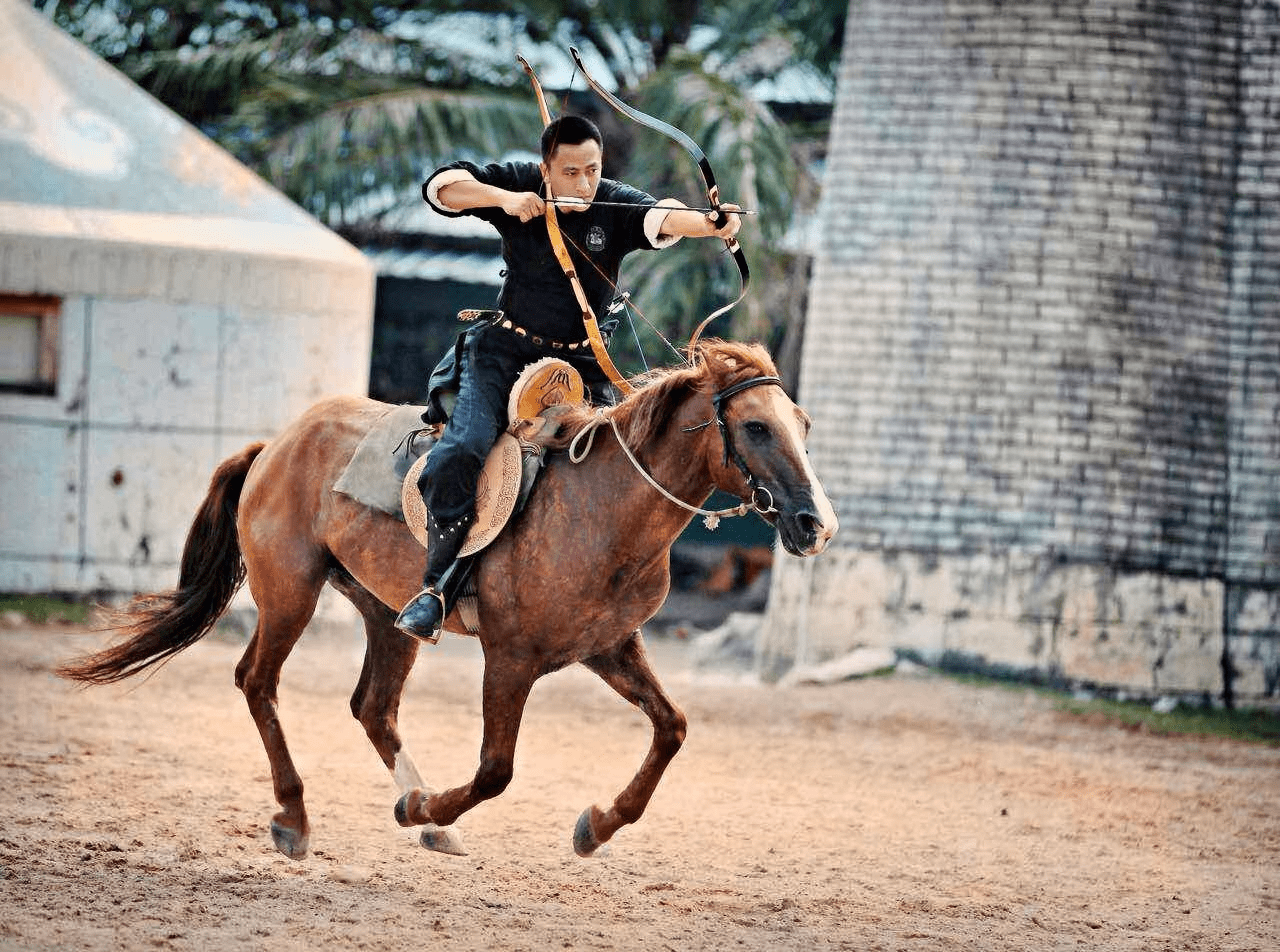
left=2, top=619, right=1278, bottom=952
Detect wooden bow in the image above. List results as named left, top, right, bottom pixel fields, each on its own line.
left=567, top=46, right=750, bottom=352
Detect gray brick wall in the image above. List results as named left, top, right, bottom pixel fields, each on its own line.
left=764, top=0, right=1280, bottom=699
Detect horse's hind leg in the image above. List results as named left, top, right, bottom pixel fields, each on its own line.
left=329, top=571, right=466, bottom=856
left=233, top=564, right=326, bottom=860
left=574, top=630, right=688, bottom=857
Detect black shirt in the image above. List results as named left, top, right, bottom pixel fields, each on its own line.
left=423, top=160, right=661, bottom=342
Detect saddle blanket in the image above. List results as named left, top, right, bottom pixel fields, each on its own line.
left=332, top=405, right=434, bottom=520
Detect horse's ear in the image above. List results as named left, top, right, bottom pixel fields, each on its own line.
left=701, top=345, right=744, bottom=393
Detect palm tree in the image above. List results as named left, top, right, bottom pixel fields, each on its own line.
left=38, top=0, right=844, bottom=362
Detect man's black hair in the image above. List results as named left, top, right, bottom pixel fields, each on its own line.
left=540, top=115, right=603, bottom=162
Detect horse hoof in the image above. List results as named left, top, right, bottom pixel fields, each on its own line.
left=395, top=789, right=430, bottom=827
left=270, top=818, right=309, bottom=860
left=573, top=807, right=602, bottom=857
left=420, top=824, right=467, bottom=856
left=394, top=792, right=413, bottom=827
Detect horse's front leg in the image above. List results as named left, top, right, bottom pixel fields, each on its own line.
left=395, top=659, right=534, bottom=831
left=574, top=630, right=688, bottom=857
left=330, top=573, right=468, bottom=856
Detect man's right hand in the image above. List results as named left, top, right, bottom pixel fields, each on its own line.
left=502, top=191, right=546, bottom=223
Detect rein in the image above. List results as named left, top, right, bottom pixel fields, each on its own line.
left=568, top=375, right=783, bottom=530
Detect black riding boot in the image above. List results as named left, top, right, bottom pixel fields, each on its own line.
left=394, top=510, right=474, bottom=643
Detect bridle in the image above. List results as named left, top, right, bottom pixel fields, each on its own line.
left=569, top=375, right=784, bottom=530
left=692, top=375, right=784, bottom=519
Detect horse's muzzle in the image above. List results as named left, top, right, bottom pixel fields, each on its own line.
left=777, top=506, right=837, bottom=557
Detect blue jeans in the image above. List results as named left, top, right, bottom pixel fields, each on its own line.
left=418, top=323, right=613, bottom=528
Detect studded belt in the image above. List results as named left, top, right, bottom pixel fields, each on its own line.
left=498, top=318, right=593, bottom=351
left=458, top=308, right=592, bottom=352
left=458, top=311, right=591, bottom=353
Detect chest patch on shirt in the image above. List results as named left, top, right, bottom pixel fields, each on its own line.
left=586, top=225, right=607, bottom=253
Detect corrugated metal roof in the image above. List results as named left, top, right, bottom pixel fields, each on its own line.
left=377, top=201, right=503, bottom=239
left=363, top=246, right=504, bottom=284
left=751, top=63, right=834, bottom=104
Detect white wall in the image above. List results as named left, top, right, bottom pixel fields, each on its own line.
left=0, top=252, right=374, bottom=592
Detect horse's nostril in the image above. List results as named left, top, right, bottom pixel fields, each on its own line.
left=797, top=512, right=820, bottom=537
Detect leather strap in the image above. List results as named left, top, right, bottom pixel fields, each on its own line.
left=517, top=55, right=634, bottom=396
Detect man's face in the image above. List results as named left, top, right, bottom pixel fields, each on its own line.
left=541, top=139, right=603, bottom=202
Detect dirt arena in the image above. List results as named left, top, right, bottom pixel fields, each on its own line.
left=2, top=618, right=1277, bottom=951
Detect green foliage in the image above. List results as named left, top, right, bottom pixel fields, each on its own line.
left=264, top=89, right=541, bottom=222
left=0, top=594, right=93, bottom=625
left=1056, top=694, right=1280, bottom=746
left=938, top=665, right=1280, bottom=746
left=698, top=0, right=848, bottom=78
left=34, top=0, right=846, bottom=345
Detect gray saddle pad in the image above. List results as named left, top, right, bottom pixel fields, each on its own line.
left=333, top=405, right=436, bottom=519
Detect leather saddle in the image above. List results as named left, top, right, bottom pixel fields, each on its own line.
left=400, top=356, right=587, bottom=558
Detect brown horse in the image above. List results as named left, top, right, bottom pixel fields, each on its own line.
left=58, top=340, right=837, bottom=860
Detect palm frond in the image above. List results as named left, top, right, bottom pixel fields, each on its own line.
left=604, top=55, right=806, bottom=343
left=696, top=0, right=849, bottom=79
left=263, top=88, right=541, bottom=224
left=121, top=35, right=282, bottom=123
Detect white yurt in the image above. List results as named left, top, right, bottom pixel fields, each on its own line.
left=0, top=0, right=375, bottom=594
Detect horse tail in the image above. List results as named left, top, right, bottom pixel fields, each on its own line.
left=57, top=441, right=267, bottom=685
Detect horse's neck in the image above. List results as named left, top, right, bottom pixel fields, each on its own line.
left=589, top=404, right=715, bottom=549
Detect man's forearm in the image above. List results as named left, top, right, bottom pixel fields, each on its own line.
left=658, top=205, right=742, bottom=240
left=436, top=178, right=511, bottom=212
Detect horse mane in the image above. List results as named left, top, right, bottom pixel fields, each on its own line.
left=552, top=339, right=780, bottom=449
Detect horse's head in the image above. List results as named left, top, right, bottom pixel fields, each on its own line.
left=693, top=342, right=838, bottom=557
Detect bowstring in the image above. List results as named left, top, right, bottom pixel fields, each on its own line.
left=528, top=51, right=739, bottom=374
left=617, top=295, right=649, bottom=374
left=554, top=58, right=685, bottom=371
left=555, top=225, right=682, bottom=368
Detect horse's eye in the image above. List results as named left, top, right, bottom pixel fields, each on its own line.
left=744, top=421, right=770, bottom=440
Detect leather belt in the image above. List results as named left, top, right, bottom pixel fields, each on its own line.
left=495, top=317, right=592, bottom=352
left=459, top=309, right=591, bottom=352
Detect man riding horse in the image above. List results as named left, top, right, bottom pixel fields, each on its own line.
left=56, top=61, right=834, bottom=863
left=395, top=115, right=744, bottom=641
